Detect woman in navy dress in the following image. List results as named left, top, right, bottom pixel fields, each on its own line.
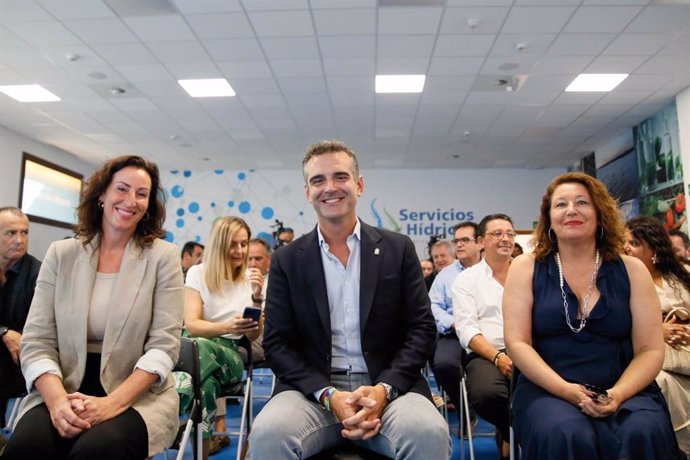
left=503, top=172, right=683, bottom=460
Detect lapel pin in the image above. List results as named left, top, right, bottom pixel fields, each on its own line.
left=374, top=248, right=380, bottom=255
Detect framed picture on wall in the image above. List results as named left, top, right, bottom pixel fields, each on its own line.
left=18, top=152, right=83, bottom=229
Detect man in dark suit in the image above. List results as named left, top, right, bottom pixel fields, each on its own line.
left=250, top=141, right=450, bottom=459
left=0, top=207, right=41, bottom=426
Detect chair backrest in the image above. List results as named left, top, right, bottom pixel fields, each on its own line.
left=176, top=337, right=203, bottom=423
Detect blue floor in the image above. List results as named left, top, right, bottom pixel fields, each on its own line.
left=2, top=371, right=499, bottom=460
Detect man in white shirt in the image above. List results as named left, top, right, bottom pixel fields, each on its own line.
left=453, top=213, right=515, bottom=460
left=429, top=222, right=481, bottom=429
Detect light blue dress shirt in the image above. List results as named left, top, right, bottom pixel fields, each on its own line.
left=429, top=260, right=465, bottom=335
left=317, top=221, right=367, bottom=374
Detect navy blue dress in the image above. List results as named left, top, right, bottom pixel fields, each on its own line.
left=513, top=255, right=682, bottom=460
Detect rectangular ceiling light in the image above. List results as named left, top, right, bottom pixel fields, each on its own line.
left=0, top=84, right=61, bottom=102
left=178, top=78, right=236, bottom=97
left=565, top=74, right=628, bottom=92
left=375, top=75, right=426, bottom=93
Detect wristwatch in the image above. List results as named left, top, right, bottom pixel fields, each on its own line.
left=377, top=382, right=399, bottom=402
left=0, top=326, right=8, bottom=339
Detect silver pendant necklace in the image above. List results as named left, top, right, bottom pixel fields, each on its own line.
left=555, top=250, right=600, bottom=333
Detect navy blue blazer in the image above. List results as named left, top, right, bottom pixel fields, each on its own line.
left=263, top=220, right=436, bottom=401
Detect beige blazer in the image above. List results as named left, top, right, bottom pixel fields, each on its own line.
left=18, top=237, right=184, bottom=455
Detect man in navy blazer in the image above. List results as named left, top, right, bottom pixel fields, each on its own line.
left=250, top=141, right=451, bottom=459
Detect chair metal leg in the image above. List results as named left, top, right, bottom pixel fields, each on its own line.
left=6, top=396, right=23, bottom=429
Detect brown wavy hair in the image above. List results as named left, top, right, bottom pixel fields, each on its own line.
left=75, top=155, right=165, bottom=249
left=531, top=172, right=625, bottom=262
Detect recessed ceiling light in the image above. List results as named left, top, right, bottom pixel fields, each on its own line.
left=565, top=74, right=628, bottom=92
left=0, top=84, right=61, bottom=102
left=375, top=75, right=426, bottom=94
left=178, top=78, right=236, bottom=97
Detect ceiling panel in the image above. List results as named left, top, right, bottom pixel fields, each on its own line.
left=0, top=0, right=687, bottom=170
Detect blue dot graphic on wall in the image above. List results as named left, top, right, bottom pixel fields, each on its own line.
left=171, top=185, right=184, bottom=198
left=165, top=231, right=174, bottom=242
left=195, top=235, right=202, bottom=242
left=163, top=168, right=310, bottom=252
left=238, top=201, right=251, bottom=214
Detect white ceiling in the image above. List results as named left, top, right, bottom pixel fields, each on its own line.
left=0, top=0, right=688, bottom=170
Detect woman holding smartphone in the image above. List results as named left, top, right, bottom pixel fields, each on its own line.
left=181, top=216, right=264, bottom=459
left=503, top=172, right=682, bottom=460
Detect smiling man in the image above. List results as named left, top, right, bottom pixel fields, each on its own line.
left=452, top=213, right=515, bottom=460
left=251, top=140, right=450, bottom=460
left=0, top=207, right=41, bottom=425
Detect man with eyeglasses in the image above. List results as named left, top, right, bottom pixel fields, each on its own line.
left=452, top=213, right=515, bottom=460
left=429, top=222, right=480, bottom=434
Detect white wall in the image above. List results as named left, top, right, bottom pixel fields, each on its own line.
left=161, top=167, right=565, bottom=260
left=0, top=125, right=94, bottom=259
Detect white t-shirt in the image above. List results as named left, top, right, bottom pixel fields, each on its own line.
left=185, top=263, right=253, bottom=339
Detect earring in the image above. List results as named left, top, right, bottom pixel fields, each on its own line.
left=548, top=228, right=557, bottom=243
left=652, top=253, right=658, bottom=265
left=97, top=200, right=104, bottom=209
left=597, top=225, right=604, bottom=240
left=142, top=212, right=150, bottom=222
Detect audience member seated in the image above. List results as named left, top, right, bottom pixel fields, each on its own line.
left=180, top=241, right=204, bottom=281
left=250, top=140, right=450, bottom=459
left=0, top=207, right=41, bottom=424
left=179, top=216, right=264, bottom=459
left=429, top=222, right=480, bottom=430
left=503, top=172, right=683, bottom=460
left=625, top=216, right=690, bottom=456
left=511, top=242, right=524, bottom=258
left=453, top=214, right=515, bottom=460
left=4, top=156, right=184, bottom=460
left=420, top=258, right=434, bottom=280
left=247, top=237, right=271, bottom=363
left=427, top=239, right=455, bottom=289
left=669, top=229, right=690, bottom=262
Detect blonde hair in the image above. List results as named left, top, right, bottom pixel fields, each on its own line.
left=203, top=216, right=251, bottom=293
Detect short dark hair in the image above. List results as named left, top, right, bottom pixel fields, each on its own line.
left=75, top=155, right=165, bottom=249
left=453, top=222, right=478, bottom=238
left=181, top=241, right=204, bottom=258
left=477, top=213, right=513, bottom=237
left=302, top=140, right=359, bottom=182
left=669, top=229, right=690, bottom=249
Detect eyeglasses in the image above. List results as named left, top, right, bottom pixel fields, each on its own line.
left=486, top=230, right=516, bottom=240
left=452, top=237, right=475, bottom=245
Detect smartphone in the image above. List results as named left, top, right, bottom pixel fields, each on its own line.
left=583, top=383, right=609, bottom=403
left=243, top=306, right=262, bottom=322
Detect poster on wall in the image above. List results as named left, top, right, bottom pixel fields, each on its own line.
left=633, top=101, right=685, bottom=231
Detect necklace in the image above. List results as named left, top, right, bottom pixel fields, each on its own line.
left=555, top=250, right=600, bottom=333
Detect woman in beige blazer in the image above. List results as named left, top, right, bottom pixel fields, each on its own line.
left=5, top=155, right=184, bottom=460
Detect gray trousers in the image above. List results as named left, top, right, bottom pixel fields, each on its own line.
left=250, top=373, right=451, bottom=460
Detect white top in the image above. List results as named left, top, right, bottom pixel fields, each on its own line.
left=87, top=272, right=117, bottom=353
left=452, top=258, right=505, bottom=353
left=185, top=263, right=253, bottom=339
